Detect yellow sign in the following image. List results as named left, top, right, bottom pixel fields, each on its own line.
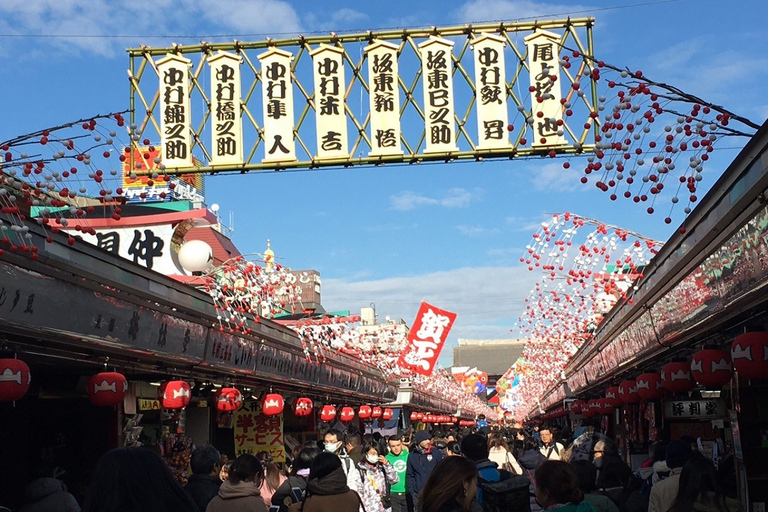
left=138, top=399, right=162, bottom=410
left=233, top=402, right=285, bottom=461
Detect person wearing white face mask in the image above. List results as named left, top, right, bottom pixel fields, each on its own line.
left=358, top=441, right=399, bottom=512
left=323, top=429, right=363, bottom=494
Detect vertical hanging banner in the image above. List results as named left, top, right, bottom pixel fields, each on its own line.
left=472, top=34, right=510, bottom=150
left=398, top=302, right=458, bottom=376
left=157, top=54, right=193, bottom=168
left=419, top=36, right=458, bottom=154
left=209, top=51, right=244, bottom=167
left=525, top=30, right=566, bottom=148
left=311, top=44, right=348, bottom=161
left=259, top=48, right=297, bottom=164
left=365, top=39, right=402, bottom=157
left=233, top=402, right=286, bottom=461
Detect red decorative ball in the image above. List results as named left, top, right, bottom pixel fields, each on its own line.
left=320, top=404, right=337, bottom=422
left=371, top=406, right=383, bottom=419
left=293, top=397, right=313, bottom=417
left=340, top=406, right=355, bottom=422
left=358, top=405, right=372, bottom=420
left=691, top=349, right=732, bottom=387
left=216, top=387, right=243, bottom=412
left=661, top=361, right=695, bottom=393
left=732, top=332, right=768, bottom=379
left=410, top=411, right=419, bottom=421
left=0, top=359, right=31, bottom=402
left=159, top=380, right=191, bottom=409
left=382, top=408, right=394, bottom=420
left=88, top=372, right=127, bottom=406
left=262, top=393, right=285, bottom=416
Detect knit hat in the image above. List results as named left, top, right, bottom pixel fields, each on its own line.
left=414, top=430, right=431, bottom=444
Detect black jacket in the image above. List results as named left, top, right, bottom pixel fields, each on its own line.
left=184, top=473, right=220, bottom=512
left=272, top=475, right=307, bottom=512
left=517, top=450, right=545, bottom=512
left=406, top=446, right=444, bottom=499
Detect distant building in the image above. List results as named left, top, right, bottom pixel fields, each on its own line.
left=452, top=339, right=526, bottom=377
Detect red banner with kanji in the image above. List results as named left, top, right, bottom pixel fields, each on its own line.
left=397, top=302, right=457, bottom=376
left=233, top=402, right=285, bottom=461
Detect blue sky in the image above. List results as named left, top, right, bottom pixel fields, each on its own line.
left=2, top=0, right=767, bottom=369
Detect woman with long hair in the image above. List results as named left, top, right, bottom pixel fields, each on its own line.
left=82, top=447, right=198, bottom=512
left=668, top=457, right=743, bottom=512
left=257, top=452, right=288, bottom=508
left=357, top=440, right=399, bottom=512
left=487, top=432, right=522, bottom=475
left=534, top=460, right=595, bottom=512
left=295, top=452, right=361, bottom=512
left=417, top=457, right=477, bottom=512
left=206, top=453, right=267, bottom=512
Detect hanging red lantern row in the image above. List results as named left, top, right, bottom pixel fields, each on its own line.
left=293, top=397, right=313, bottom=417
left=661, top=361, right=695, bottom=393
left=570, top=399, right=586, bottom=414
left=320, top=404, right=337, bottom=422
left=371, top=406, right=383, bottom=419
left=618, top=379, right=641, bottom=404
left=87, top=372, right=127, bottom=407
left=597, top=398, right=615, bottom=415
left=262, top=393, right=285, bottom=416
left=0, top=358, right=31, bottom=402
left=582, top=400, right=597, bottom=417
left=358, top=405, right=372, bottom=420
left=636, top=372, right=665, bottom=400
left=416, top=412, right=424, bottom=421
left=732, top=332, right=768, bottom=379
left=216, top=387, right=243, bottom=412
left=159, top=380, right=191, bottom=410
left=409, top=411, right=419, bottom=421
left=691, top=349, right=733, bottom=387
left=340, top=406, right=355, bottom=422
left=604, top=386, right=623, bottom=407
left=382, top=408, right=394, bottom=420
left=588, top=399, right=601, bottom=414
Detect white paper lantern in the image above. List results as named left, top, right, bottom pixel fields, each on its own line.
left=178, top=240, right=214, bottom=272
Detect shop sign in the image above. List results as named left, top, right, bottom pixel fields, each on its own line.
left=233, top=401, right=285, bottom=462
left=664, top=399, right=725, bottom=419
left=138, top=399, right=162, bottom=410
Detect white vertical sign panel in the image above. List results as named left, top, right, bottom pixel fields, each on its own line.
left=157, top=54, right=193, bottom=169
left=525, top=30, right=566, bottom=148
left=472, top=34, right=510, bottom=150
left=259, top=48, right=297, bottom=163
left=419, top=36, right=458, bottom=154
left=209, top=51, right=243, bottom=166
left=365, top=39, right=402, bottom=157
left=311, top=44, right=348, bottom=161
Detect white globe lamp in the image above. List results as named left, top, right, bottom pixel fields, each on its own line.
left=178, top=240, right=214, bottom=273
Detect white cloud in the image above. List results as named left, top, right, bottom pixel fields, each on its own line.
left=528, top=161, right=583, bottom=192
left=304, top=8, right=368, bottom=32
left=456, top=225, right=500, bottom=237
left=453, top=0, right=593, bottom=24
left=323, top=266, right=539, bottom=366
left=390, top=187, right=481, bottom=211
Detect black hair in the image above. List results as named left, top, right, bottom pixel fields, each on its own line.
left=303, top=440, right=319, bottom=450
left=82, top=447, right=198, bottom=512
left=324, top=429, right=343, bottom=441
left=190, top=444, right=221, bottom=475
left=597, top=459, right=633, bottom=489
left=446, top=441, right=462, bottom=456
left=670, top=457, right=730, bottom=512
left=570, top=460, right=597, bottom=493
left=229, top=453, right=263, bottom=486
left=294, top=447, right=321, bottom=473
left=535, top=460, right=584, bottom=505
left=460, top=433, right=489, bottom=461
left=522, top=437, right=540, bottom=452
left=309, top=452, right=342, bottom=481
left=345, top=432, right=361, bottom=447
left=388, top=434, right=403, bottom=443
left=363, top=439, right=382, bottom=456
left=651, top=441, right=667, bottom=462
left=666, top=439, right=692, bottom=469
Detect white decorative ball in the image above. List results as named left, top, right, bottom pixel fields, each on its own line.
left=178, top=240, right=214, bottom=273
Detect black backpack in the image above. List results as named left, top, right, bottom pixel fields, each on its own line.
left=478, top=471, right=532, bottom=512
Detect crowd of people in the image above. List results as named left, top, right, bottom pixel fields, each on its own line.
left=6, top=423, right=743, bottom=512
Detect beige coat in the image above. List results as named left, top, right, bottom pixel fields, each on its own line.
left=648, top=467, right=682, bottom=512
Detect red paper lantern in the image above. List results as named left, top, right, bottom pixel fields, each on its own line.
left=416, top=412, right=424, bottom=420
left=598, top=398, right=615, bottom=415
left=604, top=386, right=623, bottom=407
left=382, top=408, right=394, bottom=420
left=320, top=404, right=337, bottom=422
left=358, top=405, right=372, bottom=420
left=293, top=397, right=313, bottom=417
left=636, top=372, right=665, bottom=400
left=87, top=372, right=127, bottom=407
left=371, top=406, right=383, bottom=419
left=661, top=361, right=695, bottom=392
left=216, top=387, right=243, bottom=412
left=691, top=349, right=733, bottom=387
left=410, top=411, right=418, bottom=421
left=732, top=332, right=768, bottom=379
left=618, top=380, right=641, bottom=404
left=570, top=399, right=586, bottom=414
left=262, top=393, right=285, bottom=416
left=582, top=400, right=597, bottom=417
left=0, top=358, right=31, bottom=402
left=159, top=380, right=191, bottom=409
left=340, top=406, right=355, bottom=422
